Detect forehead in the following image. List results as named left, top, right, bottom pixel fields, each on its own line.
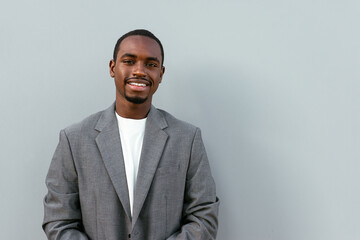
left=118, top=35, right=162, bottom=61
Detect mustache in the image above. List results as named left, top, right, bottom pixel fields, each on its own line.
left=125, top=77, right=152, bottom=85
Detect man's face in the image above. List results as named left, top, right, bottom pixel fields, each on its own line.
left=110, top=35, right=165, bottom=106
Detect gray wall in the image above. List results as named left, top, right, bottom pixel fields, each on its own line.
left=1, top=0, right=359, bottom=239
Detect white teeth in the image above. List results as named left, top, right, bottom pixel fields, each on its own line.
left=129, top=82, right=146, bottom=87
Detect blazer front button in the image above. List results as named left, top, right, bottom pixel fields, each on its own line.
left=128, top=233, right=131, bottom=238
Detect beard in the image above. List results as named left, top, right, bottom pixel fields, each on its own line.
left=123, top=77, right=150, bottom=104
left=125, top=94, right=148, bottom=104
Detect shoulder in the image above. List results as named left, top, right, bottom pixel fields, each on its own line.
left=155, top=107, right=199, bottom=135
left=62, top=105, right=112, bottom=138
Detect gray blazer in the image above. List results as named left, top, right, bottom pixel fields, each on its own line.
left=43, top=103, right=219, bottom=240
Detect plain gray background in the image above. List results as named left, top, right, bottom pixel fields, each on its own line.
left=1, top=0, right=359, bottom=239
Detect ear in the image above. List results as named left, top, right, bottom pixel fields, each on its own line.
left=109, top=59, right=115, bottom=78
left=159, top=66, right=165, bottom=83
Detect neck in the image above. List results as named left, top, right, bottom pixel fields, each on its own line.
left=115, top=98, right=151, bottom=119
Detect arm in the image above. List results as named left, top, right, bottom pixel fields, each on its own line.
left=167, top=128, right=220, bottom=240
left=42, top=130, right=89, bottom=240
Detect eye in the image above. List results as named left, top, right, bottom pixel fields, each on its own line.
left=122, top=59, right=134, bottom=65
left=146, top=62, right=158, bottom=68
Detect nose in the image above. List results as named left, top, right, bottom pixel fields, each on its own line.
left=132, top=62, right=146, bottom=77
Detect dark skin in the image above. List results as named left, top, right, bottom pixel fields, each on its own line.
left=109, top=35, right=165, bottom=119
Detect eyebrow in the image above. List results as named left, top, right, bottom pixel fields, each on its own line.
left=120, top=53, right=137, bottom=59
left=120, top=53, right=160, bottom=64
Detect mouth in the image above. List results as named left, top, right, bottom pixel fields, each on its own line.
left=128, top=82, right=148, bottom=87
left=125, top=77, right=151, bottom=91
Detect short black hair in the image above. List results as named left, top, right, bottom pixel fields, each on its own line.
left=113, top=29, right=164, bottom=66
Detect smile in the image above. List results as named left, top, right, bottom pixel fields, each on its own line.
left=128, top=82, right=147, bottom=87
left=125, top=77, right=152, bottom=87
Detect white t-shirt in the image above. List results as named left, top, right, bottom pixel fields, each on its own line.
left=115, top=112, right=147, bottom=216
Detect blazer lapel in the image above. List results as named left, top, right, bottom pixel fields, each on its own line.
left=94, top=104, right=132, bottom=220
left=132, top=106, right=169, bottom=227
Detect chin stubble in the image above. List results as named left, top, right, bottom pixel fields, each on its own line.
left=123, top=77, right=151, bottom=104
left=125, top=95, right=148, bottom=104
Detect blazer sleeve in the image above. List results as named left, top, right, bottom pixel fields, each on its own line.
left=167, top=128, right=220, bottom=240
left=42, top=130, right=89, bottom=240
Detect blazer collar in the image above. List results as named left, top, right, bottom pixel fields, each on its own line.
left=94, top=103, right=132, bottom=219
left=94, top=103, right=168, bottom=131
left=94, top=103, right=169, bottom=226
left=132, top=105, right=169, bottom=227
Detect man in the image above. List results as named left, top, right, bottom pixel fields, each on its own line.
left=43, top=29, right=219, bottom=240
